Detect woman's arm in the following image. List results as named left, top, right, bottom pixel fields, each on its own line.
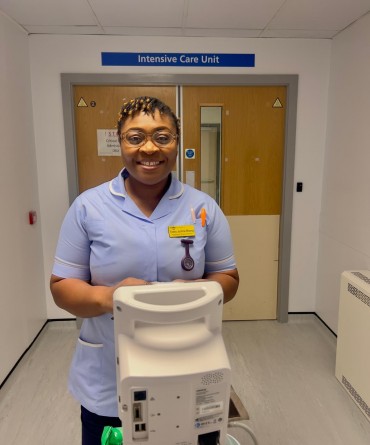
left=203, top=269, right=239, bottom=304
left=50, top=275, right=148, bottom=318
left=51, top=269, right=239, bottom=318
left=173, top=268, right=239, bottom=304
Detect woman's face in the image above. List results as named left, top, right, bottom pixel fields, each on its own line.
left=119, top=110, right=178, bottom=187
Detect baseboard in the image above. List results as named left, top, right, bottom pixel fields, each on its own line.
left=288, top=311, right=337, bottom=337
left=0, top=318, right=76, bottom=390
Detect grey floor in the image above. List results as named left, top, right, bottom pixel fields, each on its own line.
left=1, top=315, right=370, bottom=444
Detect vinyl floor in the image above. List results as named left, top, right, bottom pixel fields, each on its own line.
left=1, top=315, right=370, bottom=445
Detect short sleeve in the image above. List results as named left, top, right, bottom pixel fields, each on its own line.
left=204, top=201, right=236, bottom=273
left=52, top=197, right=91, bottom=281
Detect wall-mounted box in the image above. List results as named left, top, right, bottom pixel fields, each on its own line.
left=335, top=270, right=370, bottom=421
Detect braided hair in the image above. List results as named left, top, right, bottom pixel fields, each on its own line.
left=117, top=96, right=180, bottom=137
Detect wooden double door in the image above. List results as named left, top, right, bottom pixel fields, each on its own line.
left=73, top=85, right=286, bottom=320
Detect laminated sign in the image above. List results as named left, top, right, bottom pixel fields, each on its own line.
left=97, top=129, right=120, bottom=156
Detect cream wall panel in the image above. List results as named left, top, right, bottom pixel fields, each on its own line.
left=223, top=216, right=280, bottom=320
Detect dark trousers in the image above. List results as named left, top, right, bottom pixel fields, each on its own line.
left=81, top=406, right=121, bottom=445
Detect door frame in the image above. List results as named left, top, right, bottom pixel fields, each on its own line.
left=61, top=73, right=298, bottom=322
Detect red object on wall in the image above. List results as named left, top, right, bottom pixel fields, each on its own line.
left=29, top=211, right=37, bottom=225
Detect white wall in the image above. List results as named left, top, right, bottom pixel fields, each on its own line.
left=28, top=35, right=331, bottom=319
left=316, top=13, right=370, bottom=333
left=0, top=13, right=46, bottom=383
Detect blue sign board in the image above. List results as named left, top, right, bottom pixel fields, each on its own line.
left=101, top=52, right=255, bottom=68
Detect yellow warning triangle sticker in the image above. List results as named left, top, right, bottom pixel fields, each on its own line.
left=77, top=97, right=88, bottom=107
left=273, top=98, right=283, bottom=108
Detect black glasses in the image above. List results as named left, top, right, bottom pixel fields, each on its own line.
left=120, top=130, right=178, bottom=148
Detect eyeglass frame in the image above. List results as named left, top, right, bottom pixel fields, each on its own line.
left=119, top=129, right=178, bottom=148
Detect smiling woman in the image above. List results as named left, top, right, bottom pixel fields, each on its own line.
left=50, top=96, right=239, bottom=445
left=116, top=97, right=180, bottom=214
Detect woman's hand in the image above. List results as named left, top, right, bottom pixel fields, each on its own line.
left=50, top=275, right=150, bottom=318
left=113, top=277, right=150, bottom=289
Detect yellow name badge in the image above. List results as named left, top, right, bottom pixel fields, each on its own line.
left=168, top=225, right=196, bottom=238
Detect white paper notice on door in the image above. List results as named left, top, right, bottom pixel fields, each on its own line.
left=97, top=129, right=120, bottom=156
left=185, top=170, right=195, bottom=187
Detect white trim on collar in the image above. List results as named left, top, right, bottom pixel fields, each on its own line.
left=168, top=181, right=184, bottom=200
left=108, top=169, right=184, bottom=200
left=109, top=179, right=126, bottom=198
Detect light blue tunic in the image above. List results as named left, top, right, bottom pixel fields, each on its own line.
left=52, top=169, right=236, bottom=416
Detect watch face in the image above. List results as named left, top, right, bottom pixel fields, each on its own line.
left=182, top=256, right=194, bottom=271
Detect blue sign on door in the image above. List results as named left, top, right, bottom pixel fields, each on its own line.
left=101, top=52, right=255, bottom=68
left=185, top=149, right=195, bottom=159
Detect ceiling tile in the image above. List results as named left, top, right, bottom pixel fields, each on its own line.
left=89, top=0, right=185, bottom=27
left=25, top=25, right=104, bottom=35
left=102, top=26, right=184, bottom=37
left=260, top=28, right=337, bottom=39
left=0, top=0, right=97, bottom=25
left=186, top=0, right=285, bottom=28
left=268, top=0, right=370, bottom=30
left=0, top=0, right=369, bottom=39
left=182, top=28, right=262, bottom=38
